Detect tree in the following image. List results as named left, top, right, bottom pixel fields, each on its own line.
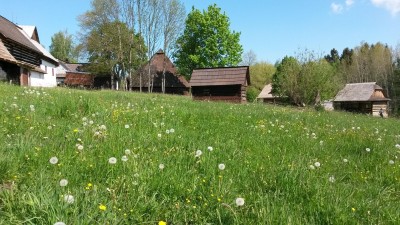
left=78, top=0, right=147, bottom=90
left=174, top=4, right=243, bottom=79
left=160, top=0, right=186, bottom=93
left=249, top=61, right=275, bottom=90
left=49, top=30, right=78, bottom=63
left=240, top=50, right=257, bottom=66
left=272, top=50, right=340, bottom=106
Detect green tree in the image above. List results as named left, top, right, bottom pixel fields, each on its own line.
left=174, top=4, right=243, bottom=79
left=49, top=30, right=78, bottom=63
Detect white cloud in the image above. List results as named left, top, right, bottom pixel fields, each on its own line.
left=346, top=0, right=355, bottom=6
left=331, top=2, right=344, bottom=13
left=371, top=0, right=400, bottom=15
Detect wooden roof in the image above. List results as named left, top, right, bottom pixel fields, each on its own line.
left=257, top=84, right=275, bottom=99
left=132, top=50, right=189, bottom=88
left=0, top=16, right=41, bottom=53
left=0, top=38, right=18, bottom=64
left=334, top=82, right=389, bottom=102
left=190, top=66, right=250, bottom=87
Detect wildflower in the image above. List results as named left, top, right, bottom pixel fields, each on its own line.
left=121, top=155, right=128, bottom=162
left=124, top=124, right=130, bottom=129
left=389, top=160, right=395, bottom=165
left=218, top=163, right=225, bottom=170
left=64, top=194, right=74, bottom=204
left=195, top=150, right=202, bottom=157
left=343, top=158, right=348, bottom=163
left=366, top=148, right=371, bottom=152
left=49, top=156, right=58, bottom=165
left=108, top=157, right=117, bottom=164
left=73, top=128, right=79, bottom=133
left=235, top=197, right=245, bottom=206
left=169, top=128, right=175, bottom=133
left=165, top=129, right=170, bottom=134
left=328, top=175, right=335, bottom=183
left=159, top=163, right=165, bottom=170
left=54, top=222, right=66, bottom=225
left=158, top=133, right=162, bottom=138
left=159, top=221, right=167, bottom=225
left=59, top=179, right=68, bottom=187
left=207, top=146, right=213, bottom=151
left=77, top=144, right=84, bottom=151
left=309, top=165, right=315, bottom=170
left=395, top=144, right=400, bottom=149
left=99, top=204, right=107, bottom=211
left=125, top=149, right=131, bottom=155
left=351, top=207, right=356, bottom=212
left=314, top=162, right=321, bottom=168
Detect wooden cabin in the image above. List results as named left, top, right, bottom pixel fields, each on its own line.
left=132, top=50, right=190, bottom=95
left=190, top=66, right=250, bottom=103
left=0, top=16, right=58, bottom=86
left=333, top=82, right=390, bottom=117
left=257, top=84, right=277, bottom=103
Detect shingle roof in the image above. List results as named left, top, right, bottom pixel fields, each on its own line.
left=132, top=50, right=189, bottom=88
left=190, top=66, right=250, bottom=86
left=0, top=16, right=41, bottom=53
left=0, top=38, right=18, bottom=64
left=257, top=84, right=275, bottom=99
left=334, top=82, right=389, bottom=102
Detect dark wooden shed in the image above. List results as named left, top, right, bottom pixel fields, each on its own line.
left=190, top=66, right=250, bottom=103
left=333, top=82, right=390, bottom=117
left=132, top=50, right=190, bottom=95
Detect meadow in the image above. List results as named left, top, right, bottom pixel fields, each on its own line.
left=1, top=83, right=400, bottom=225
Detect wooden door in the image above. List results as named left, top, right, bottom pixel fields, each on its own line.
left=20, top=68, right=29, bottom=86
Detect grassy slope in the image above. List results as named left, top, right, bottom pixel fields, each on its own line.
left=0, top=83, right=400, bottom=224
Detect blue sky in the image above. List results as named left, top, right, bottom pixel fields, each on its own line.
left=1, top=0, right=399, bottom=63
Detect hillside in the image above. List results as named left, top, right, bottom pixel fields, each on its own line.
left=1, top=84, right=400, bottom=224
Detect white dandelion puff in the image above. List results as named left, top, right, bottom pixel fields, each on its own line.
left=235, top=197, right=245, bottom=206
left=159, top=163, right=165, bottom=170
left=328, top=175, right=335, bottom=183
left=314, top=162, right=321, bottom=168
left=59, top=179, right=68, bottom=187
left=49, top=156, right=58, bottom=165
left=195, top=150, right=202, bottom=157
left=64, top=194, right=74, bottom=204
left=207, top=146, right=213, bottom=151
left=218, top=163, right=225, bottom=170
left=108, top=157, right=117, bottom=164
left=121, top=155, right=128, bottom=162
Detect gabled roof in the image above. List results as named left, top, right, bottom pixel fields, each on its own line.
left=0, top=16, right=41, bottom=53
left=19, top=25, right=39, bottom=43
left=334, top=82, right=389, bottom=102
left=190, top=66, right=250, bottom=87
left=132, top=50, right=189, bottom=88
left=19, top=27, right=58, bottom=65
left=257, top=84, right=275, bottom=99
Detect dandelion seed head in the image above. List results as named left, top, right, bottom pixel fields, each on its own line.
left=207, top=146, right=213, bottom=151
left=328, top=175, right=335, bottom=183
left=108, top=157, right=117, bottom=164
left=366, top=148, right=371, bottom=152
left=235, top=197, right=245, bottom=206
left=124, top=124, right=130, bottom=129
left=314, top=162, right=321, bottom=167
left=59, top=179, right=68, bottom=187
left=389, top=160, right=395, bottom=165
left=121, top=155, right=128, bottom=162
left=64, top=194, right=74, bottom=204
left=218, top=163, right=225, bottom=170
left=195, top=150, right=202, bottom=157
left=54, top=222, right=66, bottom=225
left=159, top=163, right=165, bottom=170
left=49, top=156, right=58, bottom=165
left=125, top=149, right=131, bottom=155
left=343, top=158, right=348, bottom=163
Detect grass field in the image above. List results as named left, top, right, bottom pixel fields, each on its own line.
left=1, top=83, right=400, bottom=224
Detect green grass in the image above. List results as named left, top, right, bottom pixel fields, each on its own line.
left=1, top=83, right=400, bottom=224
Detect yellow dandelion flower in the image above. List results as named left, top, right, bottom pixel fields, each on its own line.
left=99, top=204, right=107, bottom=211
left=73, top=128, right=79, bottom=133
left=351, top=207, right=356, bottom=212
left=159, top=221, right=167, bottom=225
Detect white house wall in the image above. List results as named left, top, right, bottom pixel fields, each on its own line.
left=30, top=59, right=57, bottom=87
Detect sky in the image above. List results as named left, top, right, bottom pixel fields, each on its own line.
left=1, top=0, right=399, bottom=63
